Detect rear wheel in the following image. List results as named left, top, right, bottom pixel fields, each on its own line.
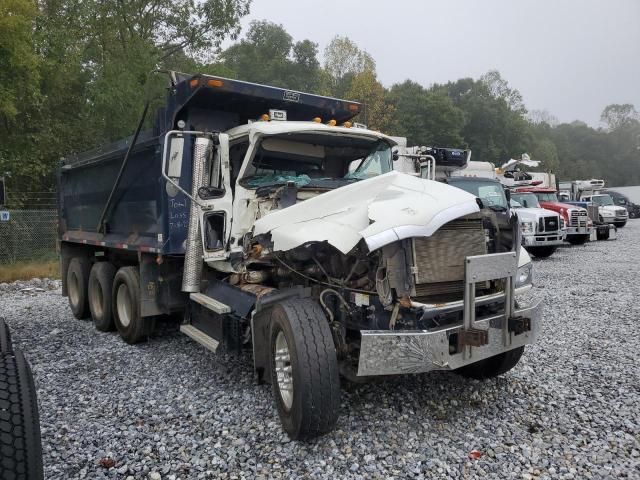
left=88, top=262, right=117, bottom=332
left=67, top=257, right=91, bottom=319
left=566, top=234, right=589, bottom=245
left=268, top=299, right=341, bottom=440
left=455, top=346, right=525, bottom=380
left=527, top=246, right=556, bottom=258
left=0, top=350, right=44, bottom=480
left=112, top=267, right=155, bottom=344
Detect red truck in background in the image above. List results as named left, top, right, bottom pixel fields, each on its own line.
left=516, top=186, right=592, bottom=245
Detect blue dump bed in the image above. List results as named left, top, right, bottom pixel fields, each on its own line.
left=58, top=74, right=362, bottom=255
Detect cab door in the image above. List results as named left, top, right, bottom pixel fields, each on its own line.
left=199, top=133, right=233, bottom=262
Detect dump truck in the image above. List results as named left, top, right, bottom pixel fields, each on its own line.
left=58, top=73, right=541, bottom=440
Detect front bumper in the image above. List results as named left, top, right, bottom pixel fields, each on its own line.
left=357, top=300, right=541, bottom=376
left=565, top=226, right=591, bottom=236
left=522, top=233, right=564, bottom=247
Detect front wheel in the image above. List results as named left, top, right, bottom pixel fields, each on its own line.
left=566, top=234, right=589, bottom=245
left=455, top=346, right=525, bottom=380
left=614, top=221, right=626, bottom=228
left=268, top=299, right=341, bottom=440
left=526, top=246, right=557, bottom=258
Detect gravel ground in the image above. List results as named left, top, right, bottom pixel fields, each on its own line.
left=1, top=223, right=639, bottom=480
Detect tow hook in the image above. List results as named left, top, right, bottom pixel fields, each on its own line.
left=508, top=316, right=531, bottom=335
left=457, top=328, right=489, bottom=350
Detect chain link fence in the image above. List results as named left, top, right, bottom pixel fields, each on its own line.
left=0, top=209, right=58, bottom=264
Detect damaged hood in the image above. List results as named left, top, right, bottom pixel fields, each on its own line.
left=253, top=171, right=480, bottom=254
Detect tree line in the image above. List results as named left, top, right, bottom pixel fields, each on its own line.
left=2, top=3, right=639, bottom=199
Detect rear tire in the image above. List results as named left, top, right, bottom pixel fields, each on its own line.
left=88, top=262, right=117, bottom=332
left=0, top=350, right=44, bottom=480
left=0, top=318, right=12, bottom=353
left=67, top=257, right=91, bottom=319
left=455, top=346, right=525, bottom=380
left=112, top=267, right=155, bottom=344
left=268, top=299, right=341, bottom=440
left=527, top=246, right=556, bottom=258
left=566, top=235, right=589, bottom=245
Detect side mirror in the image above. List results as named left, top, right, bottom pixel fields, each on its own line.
left=166, top=136, right=185, bottom=179
left=392, top=152, right=399, bottom=161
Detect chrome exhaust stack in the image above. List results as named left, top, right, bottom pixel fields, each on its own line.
left=182, top=136, right=212, bottom=292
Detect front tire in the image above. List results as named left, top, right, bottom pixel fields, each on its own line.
left=67, top=257, right=91, bottom=319
left=566, top=234, right=589, bottom=245
left=527, top=246, right=556, bottom=258
left=88, top=262, right=117, bottom=332
left=112, top=267, right=155, bottom=344
left=268, top=299, right=341, bottom=440
left=614, top=221, right=626, bottom=228
left=455, top=346, right=525, bottom=380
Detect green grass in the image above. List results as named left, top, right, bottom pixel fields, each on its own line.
left=0, top=260, right=60, bottom=283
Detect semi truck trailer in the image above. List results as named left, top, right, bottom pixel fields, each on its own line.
left=58, top=73, right=541, bottom=439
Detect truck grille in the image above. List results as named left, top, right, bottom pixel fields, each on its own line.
left=540, top=216, right=559, bottom=232
left=412, top=217, right=487, bottom=302
left=569, top=209, right=588, bottom=227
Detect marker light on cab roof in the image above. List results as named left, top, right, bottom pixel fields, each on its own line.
left=327, top=119, right=337, bottom=126
left=207, top=78, right=224, bottom=88
left=312, top=117, right=322, bottom=123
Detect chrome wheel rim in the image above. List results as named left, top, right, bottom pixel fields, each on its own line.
left=274, top=331, right=293, bottom=410
left=68, top=271, right=80, bottom=307
left=89, top=280, right=103, bottom=318
left=116, top=284, right=132, bottom=328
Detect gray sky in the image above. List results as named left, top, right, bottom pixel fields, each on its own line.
left=238, top=0, right=640, bottom=126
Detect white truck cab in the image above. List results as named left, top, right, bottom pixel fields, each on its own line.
left=510, top=191, right=565, bottom=257
left=581, top=194, right=628, bottom=228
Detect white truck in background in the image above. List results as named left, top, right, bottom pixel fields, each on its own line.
left=559, top=179, right=628, bottom=228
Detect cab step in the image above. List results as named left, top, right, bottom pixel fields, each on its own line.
left=190, top=292, right=231, bottom=314
left=180, top=324, right=220, bottom=353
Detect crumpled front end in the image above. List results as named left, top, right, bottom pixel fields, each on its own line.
left=248, top=171, right=540, bottom=377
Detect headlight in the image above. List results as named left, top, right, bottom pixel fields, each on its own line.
left=520, top=221, right=534, bottom=234
left=516, top=262, right=533, bottom=288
